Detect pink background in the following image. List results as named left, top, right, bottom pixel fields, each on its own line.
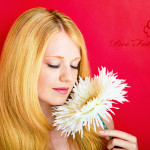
left=1, top=0, right=149, bottom=149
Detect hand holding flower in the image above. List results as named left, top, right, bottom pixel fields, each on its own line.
left=99, top=130, right=138, bottom=150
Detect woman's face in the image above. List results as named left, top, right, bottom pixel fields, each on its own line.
left=38, top=31, right=81, bottom=105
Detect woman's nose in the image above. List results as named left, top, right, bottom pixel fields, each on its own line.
left=59, top=66, right=73, bottom=83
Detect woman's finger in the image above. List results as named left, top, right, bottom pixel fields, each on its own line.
left=104, top=136, right=110, bottom=141
left=112, top=148, right=125, bottom=150
left=99, top=130, right=137, bottom=144
left=107, top=138, right=138, bottom=150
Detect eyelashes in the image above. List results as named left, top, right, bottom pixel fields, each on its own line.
left=71, top=65, right=79, bottom=69
left=48, top=64, right=79, bottom=69
left=48, top=64, right=59, bottom=68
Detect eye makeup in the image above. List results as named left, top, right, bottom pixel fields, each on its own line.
left=46, top=56, right=80, bottom=70
left=48, top=64, right=79, bottom=69
left=48, top=64, right=59, bottom=68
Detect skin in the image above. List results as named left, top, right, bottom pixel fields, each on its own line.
left=38, top=31, right=81, bottom=149
left=38, top=31, right=81, bottom=122
left=37, top=31, right=138, bottom=150
left=99, top=130, right=138, bottom=150
left=38, top=31, right=81, bottom=107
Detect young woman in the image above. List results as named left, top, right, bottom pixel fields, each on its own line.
left=0, top=7, right=138, bottom=150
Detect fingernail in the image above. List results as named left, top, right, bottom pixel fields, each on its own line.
left=104, top=136, right=110, bottom=141
left=99, top=130, right=105, bottom=135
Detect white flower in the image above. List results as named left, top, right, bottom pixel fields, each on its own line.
left=52, top=66, right=130, bottom=139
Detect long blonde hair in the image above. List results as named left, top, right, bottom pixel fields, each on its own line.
left=0, top=7, right=107, bottom=150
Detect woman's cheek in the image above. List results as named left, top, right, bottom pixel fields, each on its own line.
left=73, top=71, right=78, bottom=81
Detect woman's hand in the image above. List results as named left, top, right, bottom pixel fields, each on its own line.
left=99, top=129, right=138, bottom=150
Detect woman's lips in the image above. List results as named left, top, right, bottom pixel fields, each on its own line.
left=53, top=87, right=69, bottom=95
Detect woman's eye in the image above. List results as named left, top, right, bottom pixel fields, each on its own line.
left=48, top=64, right=59, bottom=68
left=71, top=65, right=79, bottom=69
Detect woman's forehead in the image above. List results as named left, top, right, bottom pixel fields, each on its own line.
left=44, top=32, right=81, bottom=59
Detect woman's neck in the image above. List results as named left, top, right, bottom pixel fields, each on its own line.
left=39, top=101, right=55, bottom=126
left=39, top=101, right=80, bottom=150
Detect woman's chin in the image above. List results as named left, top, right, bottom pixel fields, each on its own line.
left=51, top=100, right=67, bottom=106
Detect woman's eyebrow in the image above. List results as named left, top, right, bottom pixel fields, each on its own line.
left=45, top=56, right=81, bottom=61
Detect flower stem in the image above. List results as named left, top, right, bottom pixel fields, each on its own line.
left=98, top=114, right=123, bottom=149
left=98, top=113, right=113, bottom=140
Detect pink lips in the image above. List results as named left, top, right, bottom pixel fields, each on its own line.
left=53, top=87, right=69, bottom=95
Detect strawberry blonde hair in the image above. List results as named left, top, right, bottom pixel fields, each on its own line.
left=0, top=7, right=107, bottom=150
